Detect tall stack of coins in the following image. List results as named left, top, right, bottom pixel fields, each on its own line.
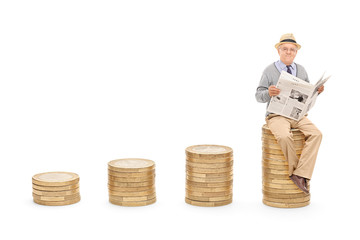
left=262, top=125, right=310, bottom=208
left=108, top=158, right=156, bottom=206
left=32, top=172, right=80, bottom=206
left=185, top=145, right=233, bottom=207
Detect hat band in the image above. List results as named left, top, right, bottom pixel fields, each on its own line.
left=280, top=39, right=297, bottom=43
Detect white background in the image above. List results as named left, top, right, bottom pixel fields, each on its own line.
left=1, top=0, right=359, bottom=239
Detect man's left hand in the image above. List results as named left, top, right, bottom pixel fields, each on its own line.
left=318, top=85, right=324, bottom=94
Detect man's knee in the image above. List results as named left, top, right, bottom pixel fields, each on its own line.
left=312, top=129, right=322, bottom=141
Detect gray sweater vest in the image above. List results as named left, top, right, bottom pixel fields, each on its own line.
left=255, top=62, right=309, bottom=116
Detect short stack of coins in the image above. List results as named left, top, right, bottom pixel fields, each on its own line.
left=185, top=145, right=233, bottom=207
left=262, top=124, right=310, bottom=208
left=32, top=172, right=80, bottom=206
left=108, top=158, right=156, bottom=206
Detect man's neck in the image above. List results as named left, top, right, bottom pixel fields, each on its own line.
left=279, top=60, right=294, bottom=66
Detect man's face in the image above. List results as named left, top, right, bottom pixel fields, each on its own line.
left=277, top=43, right=298, bottom=65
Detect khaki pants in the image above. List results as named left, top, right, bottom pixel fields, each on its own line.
left=265, top=114, right=322, bottom=179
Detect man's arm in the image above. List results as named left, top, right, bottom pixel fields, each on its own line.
left=255, top=73, right=279, bottom=102
left=256, top=73, right=271, bottom=103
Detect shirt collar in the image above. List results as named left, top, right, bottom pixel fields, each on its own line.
left=277, top=60, right=295, bottom=70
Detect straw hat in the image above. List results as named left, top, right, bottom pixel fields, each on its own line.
left=275, top=33, right=301, bottom=50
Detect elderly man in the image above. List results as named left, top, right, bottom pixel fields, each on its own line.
left=255, top=33, right=324, bottom=194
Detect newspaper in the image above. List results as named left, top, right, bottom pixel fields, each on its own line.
left=267, top=71, right=331, bottom=120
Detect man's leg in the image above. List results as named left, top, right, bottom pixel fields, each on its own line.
left=292, top=117, right=322, bottom=180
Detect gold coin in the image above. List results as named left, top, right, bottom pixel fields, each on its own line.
left=262, top=133, right=304, bottom=141
left=109, top=197, right=156, bottom=207
left=109, top=192, right=156, bottom=202
left=262, top=153, right=286, bottom=160
left=262, top=157, right=288, bottom=165
left=263, top=143, right=303, bottom=151
left=108, top=169, right=155, bottom=178
left=185, top=171, right=233, bottom=178
left=186, top=156, right=233, bottom=164
left=262, top=138, right=304, bottom=146
left=262, top=147, right=284, bottom=155
left=262, top=162, right=288, bottom=170
left=262, top=182, right=299, bottom=190
left=262, top=161, right=289, bottom=170
left=262, top=190, right=308, bottom=199
left=262, top=173, right=291, bottom=180
left=262, top=186, right=304, bottom=194
left=108, top=158, right=155, bottom=172
left=186, top=185, right=232, bottom=193
left=33, top=196, right=81, bottom=206
left=185, top=194, right=232, bottom=202
left=32, top=188, right=79, bottom=196
left=262, top=143, right=282, bottom=150
left=186, top=180, right=233, bottom=188
left=32, top=172, right=79, bottom=186
left=262, top=142, right=303, bottom=151
left=185, top=198, right=232, bottom=207
left=33, top=193, right=80, bottom=201
left=262, top=178, right=294, bottom=185
left=186, top=175, right=233, bottom=183
left=32, top=183, right=79, bottom=192
left=262, top=199, right=310, bottom=208
left=186, top=165, right=233, bottom=173
left=108, top=175, right=155, bottom=183
left=108, top=188, right=155, bottom=197
left=107, top=184, right=154, bottom=192
left=262, top=153, right=301, bottom=161
left=186, top=189, right=232, bottom=197
left=262, top=147, right=302, bottom=155
left=186, top=161, right=233, bottom=169
left=261, top=138, right=278, bottom=144
left=262, top=169, right=288, bottom=176
left=108, top=180, right=155, bottom=187
left=185, top=145, right=233, bottom=159
left=262, top=167, right=289, bottom=175
left=262, top=166, right=289, bottom=175
left=263, top=195, right=310, bottom=203
left=109, top=167, right=155, bottom=173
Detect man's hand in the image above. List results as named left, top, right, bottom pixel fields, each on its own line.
left=268, top=85, right=280, bottom=97
left=318, top=85, right=324, bottom=94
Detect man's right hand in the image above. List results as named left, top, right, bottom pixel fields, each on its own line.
left=268, top=85, right=280, bottom=97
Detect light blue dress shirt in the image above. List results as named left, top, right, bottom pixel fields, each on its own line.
left=274, top=60, right=297, bottom=76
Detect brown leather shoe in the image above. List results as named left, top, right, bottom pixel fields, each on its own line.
left=290, top=175, right=309, bottom=194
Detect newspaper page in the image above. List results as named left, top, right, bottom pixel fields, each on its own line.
left=267, top=71, right=330, bottom=120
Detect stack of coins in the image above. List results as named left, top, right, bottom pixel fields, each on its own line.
left=185, top=145, right=233, bottom=207
left=262, top=125, right=310, bottom=208
left=108, top=158, right=156, bottom=206
left=32, top=172, right=80, bottom=206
